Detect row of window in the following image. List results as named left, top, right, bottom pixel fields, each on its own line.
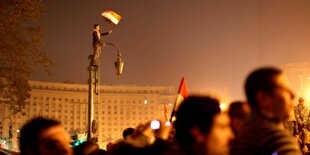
left=31, top=97, right=156, bottom=105
left=31, top=85, right=167, bottom=94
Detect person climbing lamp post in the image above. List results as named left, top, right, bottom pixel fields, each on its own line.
left=87, top=10, right=123, bottom=141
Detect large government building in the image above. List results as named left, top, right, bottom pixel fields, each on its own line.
left=0, top=80, right=176, bottom=151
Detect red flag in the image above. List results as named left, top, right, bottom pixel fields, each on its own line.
left=170, top=77, right=188, bottom=122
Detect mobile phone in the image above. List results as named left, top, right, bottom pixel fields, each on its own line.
left=150, top=120, right=160, bottom=130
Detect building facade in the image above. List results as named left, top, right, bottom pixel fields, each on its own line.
left=0, top=80, right=176, bottom=150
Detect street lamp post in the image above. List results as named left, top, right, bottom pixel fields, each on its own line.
left=87, top=42, right=124, bottom=141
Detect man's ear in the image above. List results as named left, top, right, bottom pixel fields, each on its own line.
left=256, top=91, right=272, bottom=110
left=190, top=127, right=206, bottom=143
left=255, top=91, right=269, bottom=109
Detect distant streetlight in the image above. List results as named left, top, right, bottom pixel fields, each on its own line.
left=144, top=97, right=148, bottom=105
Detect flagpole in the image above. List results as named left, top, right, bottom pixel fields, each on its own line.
left=169, top=77, right=188, bottom=122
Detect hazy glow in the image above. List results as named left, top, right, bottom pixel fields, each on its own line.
left=165, top=121, right=171, bottom=126
left=306, top=89, right=310, bottom=101
left=37, top=1, right=310, bottom=101
left=220, top=102, right=228, bottom=111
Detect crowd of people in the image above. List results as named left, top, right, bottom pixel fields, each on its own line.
left=10, top=67, right=307, bottom=155
left=283, top=97, right=310, bottom=154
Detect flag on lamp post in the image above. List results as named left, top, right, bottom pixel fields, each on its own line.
left=100, top=10, right=122, bottom=26
left=169, top=77, right=188, bottom=122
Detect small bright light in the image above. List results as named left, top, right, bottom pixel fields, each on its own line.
left=144, top=98, right=148, bottom=104
left=169, top=103, right=172, bottom=106
left=16, top=129, right=19, bottom=133
left=220, top=103, right=227, bottom=111
left=165, top=121, right=171, bottom=126
left=171, top=116, right=176, bottom=122
left=150, top=120, right=160, bottom=129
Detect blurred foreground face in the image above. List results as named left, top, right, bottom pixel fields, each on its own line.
left=205, top=113, right=234, bottom=155
left=266, top=74, right=294, bottom=121
left=37, top=125, right=73, bottom=155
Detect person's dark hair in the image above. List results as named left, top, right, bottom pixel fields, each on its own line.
left=228, top=101, right=248, bottom=120
left=245, top=67, right=282, bottom=108
left=174, top=96, right=221, bottom=147
left=19, top=117, right=61, bottom=155
left=74, top=141, right=100, bottom=155
left=122, top=127, right=135, bottom=139
left=94, top=24, right=99, bottom=28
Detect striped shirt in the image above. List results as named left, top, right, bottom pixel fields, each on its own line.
left=230, top=111, right=302, bottom=155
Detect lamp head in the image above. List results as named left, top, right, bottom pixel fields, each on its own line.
left=115, top=53, right=124, bottom=80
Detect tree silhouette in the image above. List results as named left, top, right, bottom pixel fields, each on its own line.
left=0, top=0, right=54, bottom=114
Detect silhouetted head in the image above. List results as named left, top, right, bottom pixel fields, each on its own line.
left=228, top=101, right=250, bottom=134
left=74, top=141, right=100, bottom=155
left=94, top=24, right=100, bottom=30
left=122, top=127, right=135, bottom=139
left=299, top=97, right=304, bottom=105
left=19, top=117, right=73, bottom=155
left=174, top=96, right=234, bottom=155
left=245, top=67, right=295, bottom=121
